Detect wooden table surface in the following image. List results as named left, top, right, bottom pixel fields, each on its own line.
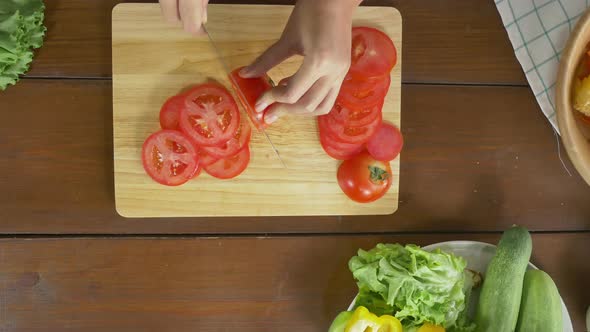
left=0, top=0, right=588, bottom=331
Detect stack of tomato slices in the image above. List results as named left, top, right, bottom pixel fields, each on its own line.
left=318, top=26, right=402, bottom=164
left=142, top=83, right=252, bottom=186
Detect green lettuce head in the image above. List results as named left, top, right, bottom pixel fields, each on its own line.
left=0, top=0, right=46, bottom=90
left=349, top=243, right=470, bottom=330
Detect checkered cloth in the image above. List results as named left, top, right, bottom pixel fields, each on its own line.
left=495, top=0, right=590, bottom=132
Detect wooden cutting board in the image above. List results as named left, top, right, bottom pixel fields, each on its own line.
left=112, top=3, right=402, bottom=217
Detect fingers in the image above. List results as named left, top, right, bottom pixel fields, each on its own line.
left=263, top=84, right=339, bottom=124
left=179, top=0, right=206, bottom=35
left=159, top=0, right=180, bottom=23
left=240, top=41, right=293, bottom=78
left=296, top=77, right=332, bottom=113
left=202, top=0, right=209, bottom=24
left=255, top=62, right=319, bottom=112
left=313, top=86, right=339, bottom=116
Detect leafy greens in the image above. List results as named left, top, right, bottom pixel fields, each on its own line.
left=0, top=0, right=46, bottom=90
left=349, top=243, right=474, bottom=331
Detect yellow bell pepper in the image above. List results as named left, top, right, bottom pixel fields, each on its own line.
left=344, top=306, right=402, bottom=332
left=417, top=322, right=445, bottom=332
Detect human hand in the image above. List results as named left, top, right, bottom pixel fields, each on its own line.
left=239, top=0, right=362, bottom=124
left=159, top=0, right=209, bottom=35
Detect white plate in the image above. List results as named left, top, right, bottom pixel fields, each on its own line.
left=348, top=241, right=573, bottom=331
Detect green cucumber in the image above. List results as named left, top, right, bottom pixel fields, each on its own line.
left=475, top=226, right=532, bottom=332
left=515, top=269, right=563, bottom=332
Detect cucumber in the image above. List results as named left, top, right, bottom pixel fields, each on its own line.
left=474, top=226, right=532, bottom=332
left=515, top=270, right=563, bottom=332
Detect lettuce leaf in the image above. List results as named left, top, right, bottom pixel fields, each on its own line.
left=0, top=0, right=45, bottom=90
left=349, top=243, right=472, bottom=330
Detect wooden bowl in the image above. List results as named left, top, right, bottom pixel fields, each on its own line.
left=557, top=9, right=590, bottom=185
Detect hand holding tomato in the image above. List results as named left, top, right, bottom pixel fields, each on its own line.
left=159, top=0, right=209, bottom=35
left=239, top=0, right=362, bottom=124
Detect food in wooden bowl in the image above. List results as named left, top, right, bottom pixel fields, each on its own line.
left=556, top=9, right=590, bottom=185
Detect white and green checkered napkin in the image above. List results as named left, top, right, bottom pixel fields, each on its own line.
left=495, top=0, right=590, bottom=133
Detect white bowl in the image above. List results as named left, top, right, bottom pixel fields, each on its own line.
left=348, top=241, right=573, bottom=331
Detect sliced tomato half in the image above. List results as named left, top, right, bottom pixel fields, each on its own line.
left=159, top=93, right=186, bottom=130
left=328, top=100, right=383, bottom=127
left=319, top=127, right=364, bottom=160
left=229, top=67, right=273, bottom=130
left=204, top=146, right=251, bottom=179
left=320, top=110, right=382, bottom=145
left=197, top=149, right=219, bottom=167
left=337, top=75, right=390, bottom=109
left=366, top=122, right=403, bottom=161
left=201, top=118, right=252, bottom=159
left=349, top=27, right=397, bottom=80
left=179, top=83, right=240, bottom=147
left=142, top=130, right=200, bottom=186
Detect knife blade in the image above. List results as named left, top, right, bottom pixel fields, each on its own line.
left=202, top=25, right=287, bottom=169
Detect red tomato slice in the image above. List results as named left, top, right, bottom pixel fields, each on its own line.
left=366, top=123, right=403, bottom=161
left=229, top=67, right=273, bottom=130
left=328, top=100, right=383, bottom=127
left=179, top=83, right=240, bottom=147
left=159, top=94, right=186, bottom=130
left=204, top=146, right=251, bottom=179
left=191, top=163, right=203, bottom=179
left=349, top=27, right=397, bottom=80
left=201, top=118, right=252, bottom=158
left=319, top=128, right=364, bottom=160
left=197, top=149, right=219, bottom=167
left=337, top=75, right=390, bottom=109
left=142, top=130, right=200, bottom=186
left=337, top=151, right=392, bottom=203
left=321, top=109, right=382, bottom=145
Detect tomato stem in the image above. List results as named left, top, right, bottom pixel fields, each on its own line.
left=368, top=165, right=389, bottom=183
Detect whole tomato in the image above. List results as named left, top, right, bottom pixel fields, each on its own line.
left=337, top=151, right=392, bottom=203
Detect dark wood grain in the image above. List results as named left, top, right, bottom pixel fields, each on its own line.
left=27, top=0, right=526, bottom=85
left=1, top=80, right=588, bottom=234
left=0, top=233, right=587, bottom=331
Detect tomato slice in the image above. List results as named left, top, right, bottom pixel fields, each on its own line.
left=204, top=146, right=251, bottom=179
left=159, top=94, right=186, bottom=130
left=319, top=128, right=364, bottom=160
left=337, top=151, right=392, bottom=203
left=229, top=67, right=273, bottom=130
left=191, top=162, right=203, bottom=179
left=366, top=123, right=403, bottom=162
left=348, top=27, right=397, bottom=80
left=201, top=119, right=252, bottom=159
left=179, top=83, right=240, bottom=147
left=337, top=75, right=390, bottom=109
left=320, top=109, right=382, bottom=144
left=328, top=100, right=383, bottom=127
left=142, top=130, right=200, bottom=186
left=197, top=149, right=219, bottom=167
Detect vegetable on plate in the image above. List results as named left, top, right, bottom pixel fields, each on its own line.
left=474, top=226, right=532, bottom=332
left=334, top=306, right=402, bottom=332
left=0, top=0, right=46, bottom=90
left=347, top=243, right=475, bottom=330
left=515, top=269, right=563, bottom=332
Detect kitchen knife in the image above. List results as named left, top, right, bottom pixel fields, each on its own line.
left=202, top=24, right=287, bottom=169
